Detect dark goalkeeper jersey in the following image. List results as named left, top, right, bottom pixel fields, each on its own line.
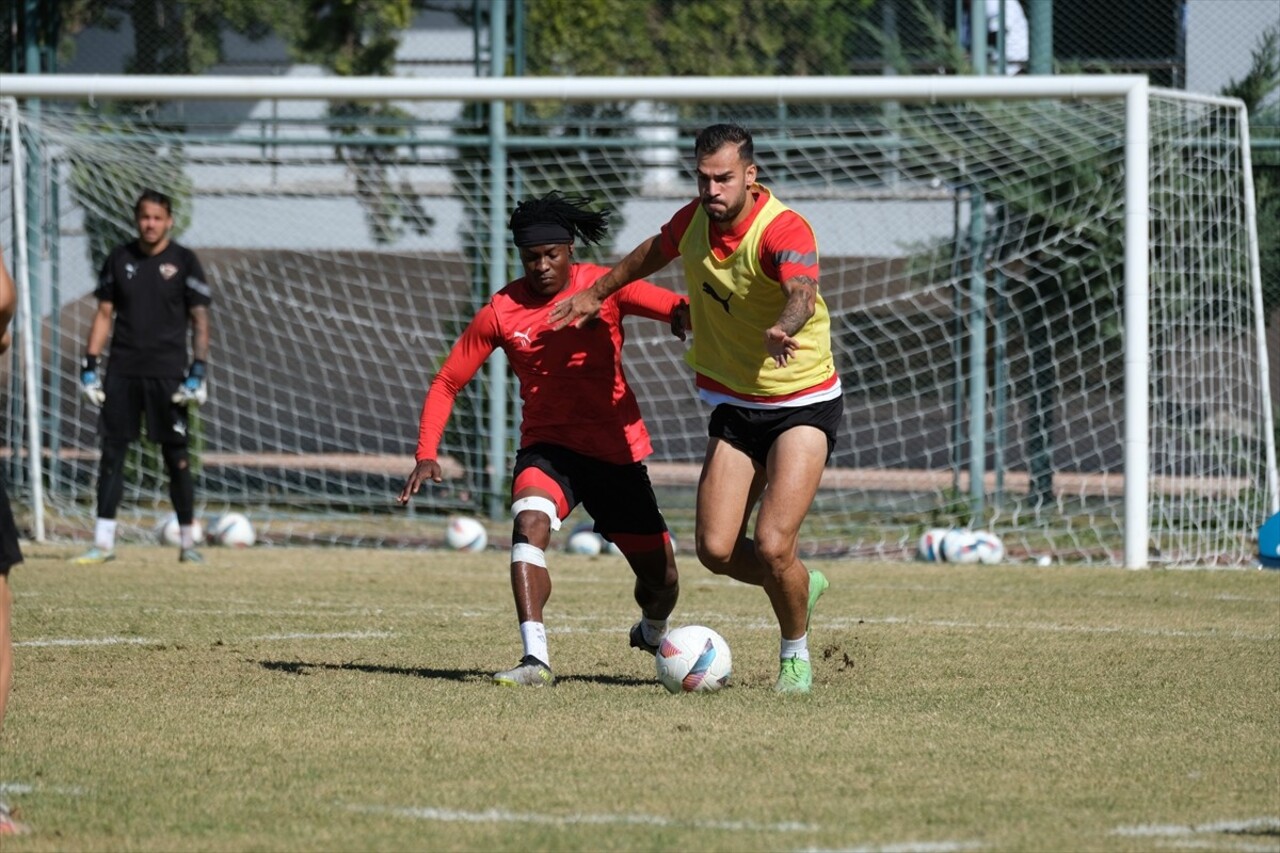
left=96, top=240, right=211, bottom=377
left=416, top=263, right=685, bottom=467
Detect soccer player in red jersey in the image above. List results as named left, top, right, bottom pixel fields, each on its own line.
left=398, top=192, right=686, bottom=687
left=550, top=124, right=837, bottom=693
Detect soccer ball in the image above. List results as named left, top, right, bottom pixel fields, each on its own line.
left=917, top=527, right=951, bottom=561
left=970, top=530, right=1005, bottom=564
left=655, top=625, right=732, bottom=694
left=941, top=528, right=982, bottom=564
left=154, top=513, right=204, bottom=547
left=445, top=515, right=487, bottom=551
left=209, top=512, right=255, bottom=547
left=565, top=522, right=604, bottom=555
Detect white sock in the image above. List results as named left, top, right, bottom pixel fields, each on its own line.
left=520, top=621, right=549, bottom=666
left=179, top=524, right=196, bottom=549
left=640, top=617, right=668, bottom=646
left=780, top=634, right=810, bottom=662
left=94, top=518, right=117, bottom=551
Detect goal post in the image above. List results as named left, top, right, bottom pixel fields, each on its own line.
left=0, top=73, right=1273, bottom=567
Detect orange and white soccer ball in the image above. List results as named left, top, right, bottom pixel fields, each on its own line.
left=655, top=625, right=733, bottom=694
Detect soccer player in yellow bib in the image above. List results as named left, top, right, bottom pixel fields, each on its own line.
left=551, top=124, right=839, bottom=693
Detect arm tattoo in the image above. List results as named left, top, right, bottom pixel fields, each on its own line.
left=775, top=276, right=817, bottom=336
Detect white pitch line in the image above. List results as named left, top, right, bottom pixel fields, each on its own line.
left=0, top=782, right=87, bottom=796
left=16, top=630, right=395, bottom=647
left=826, top=616, right=1277, bottom=642
left=1110, top=817, right=1280, bottom=837
left=348, top=803, right=818, bottom=833
left=246, top=630, right=394, bottom=641
left=798, top=842, right=983, bottom=853
left=14, top=635, right=155, bottom=648
left=547, top=615, right=1275, bottom=643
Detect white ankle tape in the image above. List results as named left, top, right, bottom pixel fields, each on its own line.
left=511, top=543, right=547, bottom=567
left=510, top=496, right=562, bottom=531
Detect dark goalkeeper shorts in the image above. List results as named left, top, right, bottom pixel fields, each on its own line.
left=101, top=373, right=190, bottom=447
left=708, top=395, right=843, bottom=466
left=512, top=443, right=668, bottom=540
left=0, top=475, right=24, bottom=575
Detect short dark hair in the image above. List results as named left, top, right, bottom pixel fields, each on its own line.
left=134, top=189, right=172, bottom=216
left=694, top=123, right=754, bottom=165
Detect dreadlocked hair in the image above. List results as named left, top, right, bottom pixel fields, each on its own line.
left=509, top=191, right=611, bottom=245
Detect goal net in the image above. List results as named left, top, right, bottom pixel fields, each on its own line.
left=0, top=77, right=1274, bottom=565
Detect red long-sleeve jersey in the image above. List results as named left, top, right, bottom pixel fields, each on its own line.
left=416, top=263, right=684, bottom=466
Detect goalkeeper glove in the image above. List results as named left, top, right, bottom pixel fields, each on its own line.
left=80, top=354, right=106, bottom=407
left=172, top=360, right=208, bottom=406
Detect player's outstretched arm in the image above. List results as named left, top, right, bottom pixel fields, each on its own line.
left=548, top=235, right=669, bottom=330
left=616, top=281, right=690, bottom=342
left=765, top=275, right=817, bottom=367
left=398, top=308, right=497, bottom=505
left=397, top=459, right=444, bottom=504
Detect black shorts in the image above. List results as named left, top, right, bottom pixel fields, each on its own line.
left=512, top=443, right=668, bottom=539
left=101, top=374, right=190, bottom=446
left=0, top=475, right=24, bottom=575
left=708, top=395, right=843, bottom=466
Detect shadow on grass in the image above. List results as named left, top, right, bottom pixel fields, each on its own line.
left=256, top=658, right=652, bottom=687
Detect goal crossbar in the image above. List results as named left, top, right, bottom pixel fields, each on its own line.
left=0, top=73, right=1150, bottom=103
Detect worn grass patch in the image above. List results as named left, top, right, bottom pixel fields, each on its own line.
left=2, top=542, right=1277, bottom=851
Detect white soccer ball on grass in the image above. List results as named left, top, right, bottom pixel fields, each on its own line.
left=917, top=527, right=952, bottom=561
left=445, top=515, right=488, bottom=551
left=970, top=530, right=1005, bottom=564
left=941, top=528, right=981, bottom=564
left=655, top=625, right=733, bottom=694
left=209, top=511, right=256, bottom=547
left=565, top=523, right=604, bottom=556
left=155, top=513, right=204, bottom=547
left=941, top=528, right=1005, bottom=564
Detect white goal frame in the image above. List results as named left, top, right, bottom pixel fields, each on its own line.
left=1, top=73, right=1274, bottom=568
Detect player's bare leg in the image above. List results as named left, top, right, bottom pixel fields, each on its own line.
left=694, top=438, right=769, bottom=585
left=626, top=539, right=678, bottom=620
left=756, top=426, right=830, bottom=693
left=756, top=426, right=829, bottom=640
left=0, top=572, right=11, bottom=728
left=0, top=572, right=25, bottom=835
left=495, top=489, right=557, bottom=686
left=623, top=537, right=679, bottom=653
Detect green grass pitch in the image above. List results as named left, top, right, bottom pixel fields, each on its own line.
left=2, top=541, right=1277, bottom=851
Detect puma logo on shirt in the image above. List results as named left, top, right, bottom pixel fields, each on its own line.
left=702, top=282, right=732, bottom=313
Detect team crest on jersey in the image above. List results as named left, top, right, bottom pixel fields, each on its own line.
left=125, top=263, right=137, bottom=279
left=159, top=263, right=179, bottom=280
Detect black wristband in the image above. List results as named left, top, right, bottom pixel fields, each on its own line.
left=82, top=354, right=98, bottom=373
left=187, top=360, right=207, bottom=380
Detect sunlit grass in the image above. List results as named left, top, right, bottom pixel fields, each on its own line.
left=2, top=542, right=1277, bottom=851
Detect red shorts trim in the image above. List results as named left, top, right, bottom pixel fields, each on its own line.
left=511, top=467, right=570, bottom=520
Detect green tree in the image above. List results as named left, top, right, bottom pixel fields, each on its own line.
left=36, top=0, right=437, bottom=246
left=32, top=0, right=269, bottom=81
left=266, top=0, right=435, bottom=244
left=1220, top=25, right=1280, bottom=317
